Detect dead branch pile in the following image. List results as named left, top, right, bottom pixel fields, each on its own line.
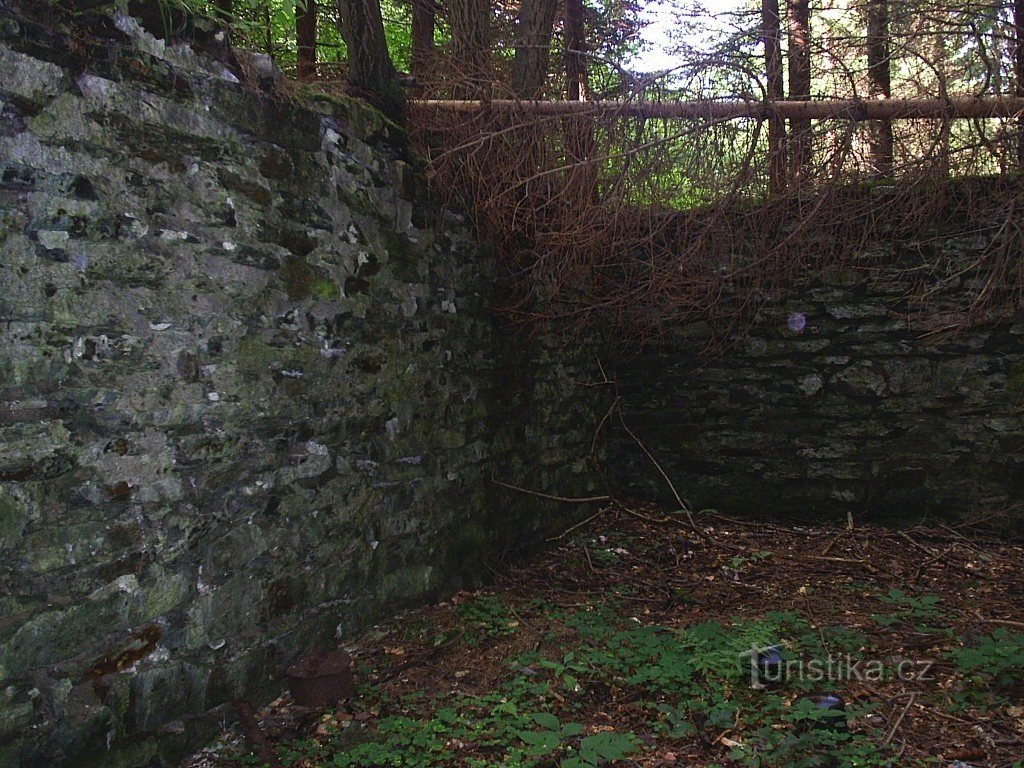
left=405, top=0, right=1024, bottom=348
left=410, top=99, right=1022, bottom=347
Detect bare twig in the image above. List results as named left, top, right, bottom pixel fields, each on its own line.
left=490, top=477, right=611, bottom=504
left=885, top=693, right=916, bottom=745
left=614, top=410, right=711, bottom=544
left=546, top=510, right=606, bottom=542
left=974, top=611, right=1024, bottom=629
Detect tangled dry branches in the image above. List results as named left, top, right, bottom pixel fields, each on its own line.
left=404, top=0, right=1024, bottom=349
left=410, top=94, right=1023, bottom=348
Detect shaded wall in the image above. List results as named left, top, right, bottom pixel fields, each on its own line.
left=612, top=238, right=1024, bottom=523
left=0, top=7, right=602, bottom=766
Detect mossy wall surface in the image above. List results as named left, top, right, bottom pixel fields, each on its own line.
left=0, top=6, right=603, bottom=766
left=611, top=239, right=1024, bottom=524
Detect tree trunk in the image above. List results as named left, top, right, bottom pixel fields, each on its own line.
left=562, top=0, right=594, bottom=200
left=786, top=0, right=811, bottom=180
left=213, top=0, right=233, bottom=23
left=565, top=0, right=587, bottom=101
left=211, top=0, right=233, bottom=46
left=264, top=3, right=274, bottom=59
left=866, top=0, right=893, bottom=176
left=1015, top=0, right=1024, bottom=172
left=762, top=0, right=786, bottom=193
left=337, top=0, right=407, bottom=122
left=511, top=0, right=560, bottom=98
left=411, top=0, right=436, bottom=79
left=448, top=0, right=491, bottom=97
left=931, top=10, right=950, bottom=177
left=297, top=0, right=318, bottom=80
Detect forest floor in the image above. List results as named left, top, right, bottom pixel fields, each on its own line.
left=184, top=507, right=1024, bottom=768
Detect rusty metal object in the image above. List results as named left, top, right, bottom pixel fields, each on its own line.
left=286, top=646, right=354, bottom=708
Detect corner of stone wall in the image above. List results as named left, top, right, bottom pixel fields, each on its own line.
left=0, top=7, right=607, bottom=766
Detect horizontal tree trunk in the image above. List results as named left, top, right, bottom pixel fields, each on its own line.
left=413, top=97, right=1024, bottom=121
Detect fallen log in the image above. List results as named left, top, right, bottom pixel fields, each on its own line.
left=413, top=96, right=1024, bottom=122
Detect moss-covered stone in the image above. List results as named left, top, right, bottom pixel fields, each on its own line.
left=0, top=5, right=604, bottom=766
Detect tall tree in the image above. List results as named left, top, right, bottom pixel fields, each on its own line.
left=213, top=0, right=233, bottom=23
left=297, top=0, right=318, bottom=80
left=787, top=0, right=811, bottom=179
left=263, top=2, right=275, bottom=58
left=866, top=0, right=893, bottom=176
left=511, top=0, right=560, bottom=98
left=762, top=0, right=787, bottom=193
left=411, top=0, right=437, bottom=79
left=448, top=0, right=492, bottom=96
left=337, top=0, right=406, bottom=121
left=930, top=6, right=951, bottom=176
left=1015, top=0, right=1024, bottom=171
left=565, top=0, right=588, bottom=100
left=563, top=0, right=595, bottom=198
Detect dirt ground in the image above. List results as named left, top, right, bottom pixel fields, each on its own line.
left=182, top=507, right=1024, bottom=768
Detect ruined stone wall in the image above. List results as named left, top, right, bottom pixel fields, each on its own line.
left=611, top=239, right=1024, bottom=524
left=0, top=7, right=602, bottom=766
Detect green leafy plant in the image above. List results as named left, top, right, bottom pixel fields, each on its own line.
left=587, top=547, right=623, bottom=566
left=455, top=593, right=518, bottom=643
left=231, top=600, right=940, bottom=768
left=564, top=732, right=639, bottom=768
left=948, top=628, right=1024, bottom=703
left=517, top=712, right=584, bottom=756
left=517, top=713, right=638, bottom=768
left=871, top=589, right=949, bottom=634
left=516, top=649, right=590, bottom=695
left=728, top=550, right=774, bottom=573
left=820, top=625, right=871, bottom=654
left=876, top=588, right=942, bottom=617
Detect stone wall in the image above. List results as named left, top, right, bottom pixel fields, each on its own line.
left=0, top=6, right=602, bottom=766
left=611, top=238, right=1024, bottom=524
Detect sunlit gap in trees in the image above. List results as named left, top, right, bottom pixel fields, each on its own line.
left=629, top=0, right=740, bottom=80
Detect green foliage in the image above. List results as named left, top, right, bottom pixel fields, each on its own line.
left=820, top=625, right=870, bottom=654
left=327, top=688, right=542, bottom=768
left=727, top=720, right=882, bottom=768
left=517, top=712, right=584, bottom=755
left=876, top=588, right=942, bottom=617
left=587, top=546, right=622, bottom=566
left=206, top=0, right=349, bottom=72
left=727, top=549, right=773, bottom=573
left=565, top=731, right=638, bottom=768
left=517, top=713, right=638, bottom=767
left=454, top=593, right=519, bottom=643
left=948, top=628, right=1024, bottom=703
left=550, top=608, right=892, bottom=766
left=577, top=623, right=698, bottom=691
left=870, top=589, right=948, bottom=634
left=227, top=598, right=1024, bottom=768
